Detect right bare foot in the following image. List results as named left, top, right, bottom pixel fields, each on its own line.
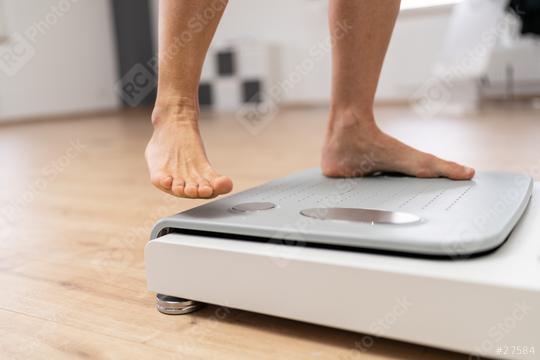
left=321, top=109, right=475, bottom=180
left=145, top=103, right=233, bottom=198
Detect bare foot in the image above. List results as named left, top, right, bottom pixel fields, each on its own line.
left=321, top=110, right=475, bottom=180
left=145, top=105, right=233, bottom=198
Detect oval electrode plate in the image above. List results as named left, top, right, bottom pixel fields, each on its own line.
left=300, top=208, right=421, bottom=225
left=231, top=202, right=276, bottom=213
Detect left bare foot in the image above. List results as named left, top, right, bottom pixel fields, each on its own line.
left=321, top=109, right=475, bottom=180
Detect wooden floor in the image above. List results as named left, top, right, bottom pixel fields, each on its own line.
left=1, top=104, right=539, bottom=359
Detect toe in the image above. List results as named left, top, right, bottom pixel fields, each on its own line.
left=430, top=157, right=475, bottom=180
left=197, top=179, right=214, bottom=198
left=184, top=183, right=199, bottom=198
left=159, top=176, right=173, bottom=190
left=171, top=178, right=186, bottom=197
left=151, top=173, right=172, bottom=191
left=442, top=162, right=475, bottom=180
left=211, top=175, right=233, bottom=195
left=463, top=166, right=475, bottom=179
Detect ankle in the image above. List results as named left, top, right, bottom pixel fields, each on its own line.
left=152, top=96, right=199, bottom=127
left=327, top=105, right=375, bottom=132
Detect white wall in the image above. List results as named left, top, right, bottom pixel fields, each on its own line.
left=0, top=0, right=119, bottom=121
left=378, top=8, right=453, bottom=100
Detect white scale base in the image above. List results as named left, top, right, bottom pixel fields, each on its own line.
left=145, top=184, right=540, bottom=359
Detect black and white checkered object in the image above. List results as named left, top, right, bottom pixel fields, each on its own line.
left=199, top=43, right=272, bottom=110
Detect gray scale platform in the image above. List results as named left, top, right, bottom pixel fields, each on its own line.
left=151, top=169, right=533, bottom=256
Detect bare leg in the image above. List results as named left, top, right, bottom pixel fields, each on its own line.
left=322, top=0, right=474, bottom=180
left=145, top=0, right=233, bottom=198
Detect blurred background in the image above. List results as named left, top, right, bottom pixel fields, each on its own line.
left=0, top=0, right=539, bottom=121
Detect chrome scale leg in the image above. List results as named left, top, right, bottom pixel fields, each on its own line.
left=155, top=294, right=205, bottom=315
